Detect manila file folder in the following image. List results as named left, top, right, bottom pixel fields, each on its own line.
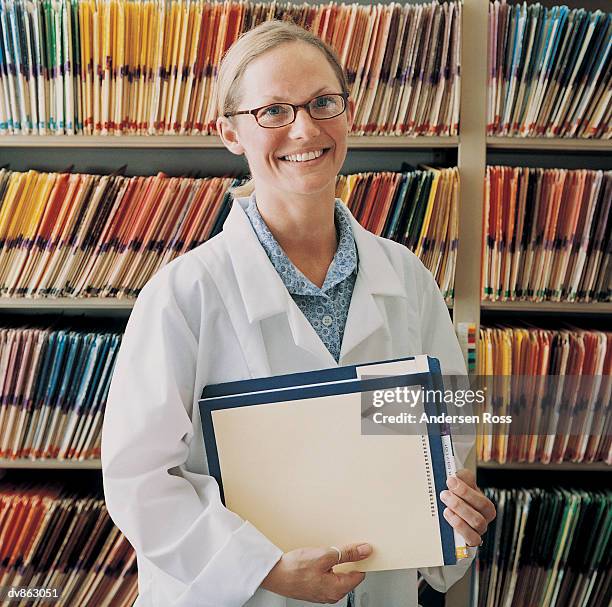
left=199, top=355, right=467, bottom=572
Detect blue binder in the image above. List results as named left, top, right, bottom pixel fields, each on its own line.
left=199, top=356, right=458, bottom=566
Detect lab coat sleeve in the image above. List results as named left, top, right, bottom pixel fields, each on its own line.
left=101, top=268, right=283, bottom=607
left=415, top=265, right=478, bottom=592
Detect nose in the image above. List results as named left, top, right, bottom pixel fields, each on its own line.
left=288, top=106, right=321, bottom=138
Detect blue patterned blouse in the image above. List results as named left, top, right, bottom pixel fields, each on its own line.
left=244, top=194, right=358, bottom=363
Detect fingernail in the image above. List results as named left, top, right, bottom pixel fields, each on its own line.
left=447, top=476, right=458, bottom=489
left=357, top=543, right=372, bottom=557
left=440, top=490, right=450, bottom=502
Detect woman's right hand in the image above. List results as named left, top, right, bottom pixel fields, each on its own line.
left=260, top=543, right=372, bottom=604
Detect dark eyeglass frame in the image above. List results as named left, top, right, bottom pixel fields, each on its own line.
left=224, top=92, right=350, bottom=128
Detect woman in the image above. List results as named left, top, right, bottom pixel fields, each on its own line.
left=102, top=20, right=495, bottom=607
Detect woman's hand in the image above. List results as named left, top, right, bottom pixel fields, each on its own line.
left=440, top=468, right=496, bottom=548
left=260, top=542, right=372, bottom=604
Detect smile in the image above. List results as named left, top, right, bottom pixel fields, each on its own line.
left=279, top=148, right=330, bottom=163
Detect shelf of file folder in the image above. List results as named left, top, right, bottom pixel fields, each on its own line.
left=0, top=458, right=102, bottom=469
left=0, top=484, right=138, bottom=607
left=0, top=135, right=460, bottom=150
left=477, top=461, right=611, bottom=472
left=0, top=167, right=460, bottom=302
left=486, top=2, right=611, bottom=141
left=486, top=137, right=612, bottom=152
left=481, top=166, right=611, bottom=305
left=480, top=301, right=612, bottom=315
left=475, top=487, right=611, bottom=607
left=0, top=327, right=118, bottom=465
left=0, top=1, right=462, bottom=139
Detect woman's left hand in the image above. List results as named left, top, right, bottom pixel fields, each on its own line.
left=440, top=468, right=496, bottom=548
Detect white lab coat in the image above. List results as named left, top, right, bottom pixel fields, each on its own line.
left=101, top=196, right=476, bottom=607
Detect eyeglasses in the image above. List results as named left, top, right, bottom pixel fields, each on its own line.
left=225, top=92, right=349, bottom=129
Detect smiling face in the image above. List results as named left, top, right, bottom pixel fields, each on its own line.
left=217, top=41, right=354, bottom=203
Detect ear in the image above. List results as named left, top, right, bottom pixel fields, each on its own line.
left=216, top=115, right=245, bottom=156
left=346, top=98, right=355, bottom=131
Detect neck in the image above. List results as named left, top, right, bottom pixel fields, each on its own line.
left=254, top=184, right=338, bottom=249
left=253, top=185, right=338, bottom=288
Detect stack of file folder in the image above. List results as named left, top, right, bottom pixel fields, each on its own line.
left=200, top=355, right=471, bottom=572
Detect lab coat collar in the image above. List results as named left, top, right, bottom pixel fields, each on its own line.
left=223, top=196, right=407, bottom=362
left=347, top=210, right=408, bottom=300
left=223, top=197, right=289, bottom=323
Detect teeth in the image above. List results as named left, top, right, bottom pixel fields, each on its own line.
left=281, top=149, right=325, bottom=162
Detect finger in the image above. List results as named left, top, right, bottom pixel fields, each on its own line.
left=333, top=571, right=366, bottom=590
left=453, top=470, right=496, bottom=522
left=325, top=571, right=366, bottom=603
left=455, top=468, right=477, bottom=488
left=440, top=491, right=488, bottom=535
left=321, top=543, right=372, bottom=569
left=338, top=543, right=373, bottom=564
left=443, top=507, right=482, bottom=547
left=447, top=475, right=496, bottom=523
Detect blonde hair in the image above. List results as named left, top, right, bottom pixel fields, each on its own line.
left=215, top=20, right=349, bottom=198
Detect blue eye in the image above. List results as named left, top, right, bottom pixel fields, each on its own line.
left=261, top=105, right=290, bottom=117
left=314, top=96, right=335, bottom=107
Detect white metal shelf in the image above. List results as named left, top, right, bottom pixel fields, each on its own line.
left=0, top=134, right=459, bottom=149
left=7, top=134, right=610, bottom=151
left=0, top=297, right=452, bottom=312
left=5, top=459, right=607, bottom=472
left=478, top=461, right=611, bottom=472
left=480, top=301, right=612, bottom=314
left=0, top=297, right=135, bottom=310
left=0, top=458, right=102, bottom=469
left=487, top=136, right=612, bottom=151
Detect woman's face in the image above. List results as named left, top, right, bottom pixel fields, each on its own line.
left=218, top=41, right=354, bottom=200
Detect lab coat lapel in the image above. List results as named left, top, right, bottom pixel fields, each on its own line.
left=340, top=214, right=408, bottom=362
left=286, top=299, right=338, bottom=367
left=222, top=199, right=287, bottom=323
left=223, top=198, right=338, bottom=369
left=339, top=270, right=387, bottom=360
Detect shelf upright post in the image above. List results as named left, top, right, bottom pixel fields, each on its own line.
left=453, top=0, right=488, bottom=352
left=447, top=1, right=488, bottom=605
